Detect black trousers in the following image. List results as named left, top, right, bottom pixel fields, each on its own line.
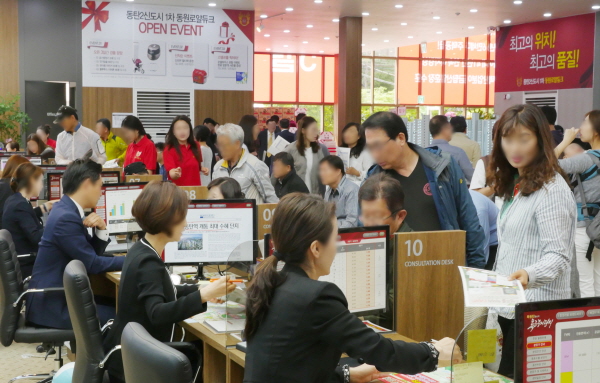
left=485, top=244, right=498, bottom=271
left=497, top=316, right=515, bottom=379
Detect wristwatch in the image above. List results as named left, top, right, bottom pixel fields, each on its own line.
left=421, top=341, right=440, bottom=367
left=342, top=364, right=350, bottom=383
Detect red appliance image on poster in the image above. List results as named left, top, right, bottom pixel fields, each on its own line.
left=193, top=69, right=207, bottom=84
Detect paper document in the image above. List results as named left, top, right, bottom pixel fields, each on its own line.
left=267, top=136, right=290, bottom=156
left=204, top=319, right=246, bottom=334
left=458, top=266, right=526, bottom=307
left=377, top=366, right=512, bottom=383
left=336, top=147, right=351, bottom=169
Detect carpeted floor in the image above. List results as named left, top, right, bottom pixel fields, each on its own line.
left=0, top=342, right=70, bottom=381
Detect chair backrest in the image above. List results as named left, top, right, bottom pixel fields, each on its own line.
left=122, top=323, right=193, bottom=383
left=63, top=260, right=105, bottom=383
left=0, top=229, right=23, bottom=347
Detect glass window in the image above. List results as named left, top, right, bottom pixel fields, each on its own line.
left=466, top=64, right=487, bottom=105
left=323, top=105, right=334, bottom=132
left=444, top=107, right=465, bottom=116
left=373, top=59, right=396, bottom=104
left=272, top=54, right=297, bottom=102
left=423, top=41, right=443, bottom=58
left=468, top=34, right=488, bottom=60
left=398, top=44, right=420, bottom=58
left=444, top=61, right=465, bottom=105
left=488, top=63, right=495, bottom=106
left=299, top=105, right=323, bottom=125
left=361, top=106, right=373, bottom=122
left=362, top=58, right=373, bottom=104
left=397, top=59, right=419, bottom=105
left=445, top=38, right=466, bottom=60
left=324, top=57, right=336, bottom=103
left=298, top=56, right=323, bottom=103
left=362, top=50, right=373, bottom=57
left=400, top=107, right=419, bottom=122
left=489, top=32, right=496, bottom=61
left=419, top=106, right=441, bottom=117
left=421, top=60, right=442, bottom=105
left=254, top=54, right=271, bottom=102
left=374, top=48, right=397, bottom=57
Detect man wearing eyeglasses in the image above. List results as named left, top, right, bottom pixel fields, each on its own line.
left=362, top=111, right=486, bottom=269
left=359, top=173, right=412, bottom=234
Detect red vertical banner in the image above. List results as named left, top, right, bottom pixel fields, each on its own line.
left=496, top=13, right=595, bottom=92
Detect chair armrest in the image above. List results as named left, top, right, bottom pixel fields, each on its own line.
left=13, top=287, right=65, bottom=308
left=101, top=319, right=114, bottom=336
left=99, top=345, right=121, bottom=369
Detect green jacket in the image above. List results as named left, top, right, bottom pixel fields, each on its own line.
left=102, top=132, right=128, bottom=164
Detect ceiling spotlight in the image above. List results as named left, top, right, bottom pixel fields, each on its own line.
left=593, top=5, right=600, bottom=10
left=362, top=12, right=370, bottom=16
left=324, top=37, right=330, bottom=40
left=319, top=50, right=324, bottom=53
left=395, top=4, right=403, bottom=8
left=303, top=41, right=308, bottom=44
left=266, top=48, right=271, bottom=51
left=470, top=9, right=478, bottom=12
left=264, top=34, right=270, bottom=37
left=544, top=12, right=552, bottom=17
left=361, top=43, right=366, bottom=46
left=436, top=31, right=442, bottom=34
left=401, top=22, right=407, bottom=26
left=284, top=45, right=289, bottom=47
left=260, top=14, right=268, bottom=18
left=256, top=23, right=264, bottom=32
left=372, top=27, right=378, bottom=31
left=468, top=26, right=475, bottom=29
left=283, top=29, right=290, bottom=33
left=307, top=24, right=313, bottom=28
left=433, top=16, right=440, bottom=20
left=504, top=19, right=511, bottom=23
left=332, top=18, right=340, bottom=22
left=285, top=7, right=294, bottom=11
left=314, top=0, right=322, bottom=3
left=408, top=36, right=414, bottom=38
left=208, top=2, right=216, bottom=5
left=384, top=39, right=390, bottom=42
left=514, top=0, right=522, bottom=3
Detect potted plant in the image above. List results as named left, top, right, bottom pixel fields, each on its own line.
left=0, top=95, right=30, bottom=144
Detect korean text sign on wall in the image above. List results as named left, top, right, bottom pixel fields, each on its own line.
left=81, top=1, right=254, bottom=91
left=496, top=13, right=595, bottom=92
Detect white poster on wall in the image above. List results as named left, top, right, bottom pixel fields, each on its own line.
left=81, top=1, right=254, bottom=91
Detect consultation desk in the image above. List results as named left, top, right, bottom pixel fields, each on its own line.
left=98, top=271, right=417, bottom=383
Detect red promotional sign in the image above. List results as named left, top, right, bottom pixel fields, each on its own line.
left=496, top=13, right=595, bottom=92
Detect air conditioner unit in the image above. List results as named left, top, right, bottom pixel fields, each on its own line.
left=133, top=89, right=194, bottom=143
left=523, top=91, right=558, bottom=109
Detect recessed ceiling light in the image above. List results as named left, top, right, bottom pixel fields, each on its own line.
left=544, top=12, right=552, bottom=17
left=408, top=36, right=414, bottom=38
left=401, top=22, right=407, bottom=26
left=126, top=0, right=134, bottom=2
left=468, top=26, right=475, bottom=29
left=307, top=24, right=313, bottom=28
left=384, top=40, right=390, bottom=42
left=285, top=7, right=293, bottom=11
left=266, top=48, right=271, bottom=51
left=264, top=34, right=270, bottom=37
left=283, top=29, right=290, bottom=33
left=395, top=4, right=403, bottom=8
left=303, top=41, right=308, bottom=44
left=362, top=12, right=370, bottom=16
left=372, top=27, right=378, bottom=31
left=514, top=0, right=522, bottom=3
left=436, top=31, right=442, bottom=34
left=324, top=37, right=330, bottom=40
left=332, top=18, right=340, bottom=22
left=284, top=45, right=289, bottom=47
left=433, top=16, right=440, bottom=20
left=504, top=19, right=511, bottom=23
left=314, top=0, right=322, bottom=3
left=208, top=2, right=216, bottom=5
left=361, top=44, right=366, bottom=46
left=470, top=9, right=478, bottom=12
left=319, top=50, right=324, bottom=53
left=593, top=5, right=600, bottom=10
left=260, top=14, right=268, bottom=18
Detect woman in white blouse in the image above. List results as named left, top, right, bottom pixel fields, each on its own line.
left=340, top=122, right=374, bottom=186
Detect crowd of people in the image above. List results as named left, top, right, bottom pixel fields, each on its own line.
left=4, top=101, right=600, bottom=381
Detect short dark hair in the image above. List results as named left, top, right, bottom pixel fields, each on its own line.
left=359, top=173, right=405, bottom=213
left=270, top=115, right=280, bottom=123
left=97, top=118, right=111, bottom=131
left=273, top=152, right=294, bottom=168
left=6, top=142, right=20, bottom=151
left=429, top=115, right=449, bottom=137
left=540, top=105, right=557, bottom=125
left=296, top=113, right=306, bottom=122
left=450, top=116, right=467, bottom=133
left=155, top=142, right=165, bottom=151
left=37, top=124, right=51, bottom=135
left=362, top=112, right=409, bottom=141
left=320, top=155, right=345, bottom=176
left=132, top=181, right=189, bottom=236
left=62, top=159, right=102, bottom=195
left=207, top=177, right=245, bottom=199
left=280, top=119, right=290, bottom=129
left=266, top=118, right=277, bottom=125
left=203, top=118, right=218, bottom=126
left=194, top=125, right=212, bottom=142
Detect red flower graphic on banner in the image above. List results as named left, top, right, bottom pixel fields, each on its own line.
left=82, top=1, right=109, bottom=32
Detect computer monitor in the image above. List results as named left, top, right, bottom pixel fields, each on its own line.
left=164, top=199, right=257, bottom=265
left=94, top=183, right=146, bottom=235
left=42, top=165, right=68, bottom=200
left=515, top=297, right=600, bottom=383
left=0, top=155, right=42, bottom=171
left=101, top=171, right=121, bottom=184
left=319, top=226, right=391, bottom=316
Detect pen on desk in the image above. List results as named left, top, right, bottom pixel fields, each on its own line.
left=209, top=278, right=246, bottom=283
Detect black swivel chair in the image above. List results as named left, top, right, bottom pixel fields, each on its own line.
left=63, top=260, right=120, bottom=383
left=121, top=322, right=194, bottom=383
left=0, top=229, right=75, bottom=382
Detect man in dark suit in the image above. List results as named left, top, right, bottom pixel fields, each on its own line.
left=272, top=152, right=309, bottom=198
left=26, top=159, right=125, bottom=329
left=278, top=118, right=295, bottom=143
left=257, top=118, right=281, bottom=169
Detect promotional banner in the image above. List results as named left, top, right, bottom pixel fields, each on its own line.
left=81, top=1, right=254, bottom=90
left=496, top=13, right=595, bottom=92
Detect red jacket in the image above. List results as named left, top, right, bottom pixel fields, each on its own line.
left=124, top=135, right=157, bottom=173
left=163, top=142, right=202, bottom=186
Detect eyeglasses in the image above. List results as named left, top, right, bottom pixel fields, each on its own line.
left=360, top=209, right=402, bottom=222
left=366, top=138, right=392, bottom=153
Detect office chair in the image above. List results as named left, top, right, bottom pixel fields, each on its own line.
left=63, top=260, right=120, bottom=383
left=121, top=322, right=194, bottom=383
left=0, top=229, right=75, bottom=382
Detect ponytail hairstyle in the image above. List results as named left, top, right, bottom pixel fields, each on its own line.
left=121, top=115, right=150, bottom=140
left=244, top=193, right=336, bottom=340
left=10, top=162, right=43, bottom=194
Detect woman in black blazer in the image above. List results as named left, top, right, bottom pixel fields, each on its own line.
left=2, top=162, right=55, bottom=277
left=103, top=181, right=235, bottom=383
left=244, top=194, right=457, bottom=383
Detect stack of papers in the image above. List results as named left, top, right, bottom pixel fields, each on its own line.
left=377, top=366, right=512, bottom=383
left=205, top=319, right=246, bottom=334
left=458, top=266, right=526, bottom=307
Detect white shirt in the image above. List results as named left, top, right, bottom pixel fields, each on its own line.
left=200, top=145, right=213, bottom=186
left=305, top=150, right=314, bottom=193
left=469, top=159, right=504, bottom=210
left=69, top=196, right=109, bottom=241
left=55, top=123, right=107, bottom=165
left=347, top=149, right=375, bottom=186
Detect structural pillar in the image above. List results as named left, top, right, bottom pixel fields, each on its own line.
left=336, top=16, right=362, bottom=143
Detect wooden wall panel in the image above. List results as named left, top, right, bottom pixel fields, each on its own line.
left=336, top=17, right=362, bottom=143
left=82, top=87, right=133, bottom=134
left=0, top=0, right=19, bottom=98
left=194, top=90, right=253, bottom=126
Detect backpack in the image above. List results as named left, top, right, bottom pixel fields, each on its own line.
left=576, top=151, right=600, bottom=249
